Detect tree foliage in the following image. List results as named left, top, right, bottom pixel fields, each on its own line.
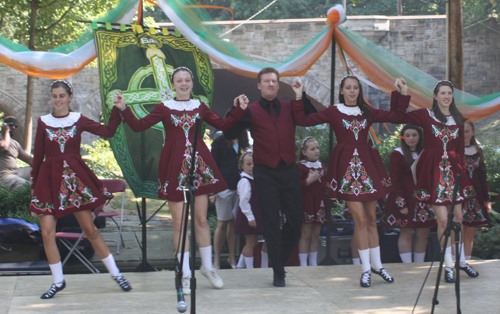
left=0, top=0, right=120, bottom=51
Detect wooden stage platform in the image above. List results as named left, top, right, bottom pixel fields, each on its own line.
left=2, top=260, right=498, bottom=314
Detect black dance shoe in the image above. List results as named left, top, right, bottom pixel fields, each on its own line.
left=459, top=263, right=479, bottom=277
left=41, top=280, right=66, bottom=299
left=444, top=267, right=455, bottom=283
left=371, top=268, right=394, bottom=283
left=360, top=271, right=371, bottom=288
left=113, top=275, right=132, bottom=291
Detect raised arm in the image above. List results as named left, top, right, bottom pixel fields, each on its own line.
left=224, top=95, right=252, bottom=140
left=291, top=98, right=331, bottom=127
left=81, top=106, right=122, bottom=137
left=202, top=103, right=247, bottom=132
left=119, top=104, right=164, bottom=132
left=370, top=91, right=411, bottom=124
left=114, top=92, right=163, bottom=132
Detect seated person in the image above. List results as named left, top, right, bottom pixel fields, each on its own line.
left=0, top=116, right=33, bottom=189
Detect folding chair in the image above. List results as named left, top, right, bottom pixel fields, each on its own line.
left=96, top=179, right=127, bottom=254
left=55, top=204, right=104, bottom=274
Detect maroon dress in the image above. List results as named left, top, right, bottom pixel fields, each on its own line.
left=235, top=173, right=264, bottom=235
left=298, top=160, right=327, bottom=224
left=381, top=148, right=436, bottom=229
left=401, top=109, right=475, bottom=205
left=30, top=109, right=121, bottom=219
left=120, top=99, right=246, bottom=202
left=292, top=91, right=410, bottom=201
left=462, top=145, right=490, bottom=227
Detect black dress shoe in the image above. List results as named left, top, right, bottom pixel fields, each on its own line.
left=444, top=267, right=455, bottom=283
left=371, top=268, right=395, bottom=283
left=41, top=280, right=66, bottom=299
left=273, top=273, right=286, bottom=287
left=360, top=271, right=371, bottom=288
left=459, top=263, right=479, bottom=277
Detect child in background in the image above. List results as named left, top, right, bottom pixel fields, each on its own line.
left=297, top=137, right=327, bottom=266
left=235, top=150, right=265, bottom=268
left=462, top=122, right=491, bottom=260
left=381, top=124, right=435, bottom=263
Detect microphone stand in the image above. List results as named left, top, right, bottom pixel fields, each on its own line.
left=431, top=174, right=462, bottom=314
left=175, top=117, right=202, bottom=314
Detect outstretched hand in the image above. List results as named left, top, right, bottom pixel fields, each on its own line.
left=394, top=78, right=408, bottom=96
left=292, top=79, right=304, bottom=98
left=113, top=93, right=126, bottom=110
left=234, top=94, right=249, bottom=110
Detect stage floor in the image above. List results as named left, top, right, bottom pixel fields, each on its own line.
left=2, top=260, right=498, bottom=314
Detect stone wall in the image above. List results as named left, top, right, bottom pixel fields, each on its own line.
left=1, top=15, right=499, bottom=147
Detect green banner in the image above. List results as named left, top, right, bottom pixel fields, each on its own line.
left=94, top=28, right=214, bottom=198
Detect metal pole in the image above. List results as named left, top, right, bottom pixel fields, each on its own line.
left=320, top=30, right=337, bottom=266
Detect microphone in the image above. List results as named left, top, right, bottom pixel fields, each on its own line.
left=176, top=287, right=187, bottom=313
left=175, top=265, right=188, bottom=313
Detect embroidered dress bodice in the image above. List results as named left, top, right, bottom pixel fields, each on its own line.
left=291, top=91, right=412, bottom=202
left=400, top=108, right=475, bottom=205
left=119, top=100, right=247, bottom=202
left=29, top=108, right=121, bottom=218
left=39, top=113, right=86, bottom=157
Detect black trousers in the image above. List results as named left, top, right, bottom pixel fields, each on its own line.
left=254, top=161, right=303, bottom=277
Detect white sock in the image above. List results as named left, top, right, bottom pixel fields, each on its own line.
left=465, top=255, right=471, bottom=261
left=413, top=252, right=426, bottom=263
left=358, top=249, right=371, bottom=273
left=308, top=251, right=318, bottom=266
left=260, top=251, right=269, bottom=268
left=299, top=253, right=308, bottom=266
left=444, top=246, right=454, bottom=268
left=369, top=246, right=383, bottom=271
left=399, top=252, right=412, bottom=263
left=452, top=254, right=456, bottom=262
left=177, top=251, right=191, bottom=277
left=458, top=243, right=467, bottom=267
left=244, top=256, right=254, bottom=269
left=352, top=257, right=360, bottom=265
left=199, top=246, right=213, bottom=271
left=49, top=262, right=64, bottom=286
left=101, top=254, right=120, bottom=277
left=237, top=254, right=246, bottom=268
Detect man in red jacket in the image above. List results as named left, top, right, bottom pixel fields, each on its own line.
left=226, top=68, right=316, bottom=286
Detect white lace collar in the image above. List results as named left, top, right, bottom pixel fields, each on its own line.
left=427, top=108, right=456, bottom=126
left=334, top=103, right=363, bottom=116
left=41, top=112, right=81, bottom=128
left=395, top=147, right=418, bottom=159
left=163, top=99, right=200, bottom=111
left=465, top=145, right=478, bottom=156
left=240, top=172, right=254, bottom=180
left=300, top=160, right=322, bottom=169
